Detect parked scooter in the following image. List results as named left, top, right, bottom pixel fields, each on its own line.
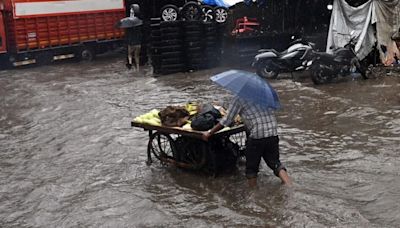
left=252, top=37, right=315, bottom=79
left=306, top=32, right=368, bottom=85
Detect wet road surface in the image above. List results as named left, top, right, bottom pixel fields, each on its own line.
left=1, top=56, right=400, bottom=227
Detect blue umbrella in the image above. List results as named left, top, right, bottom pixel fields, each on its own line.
left=211, top=70, right=281, bottom=109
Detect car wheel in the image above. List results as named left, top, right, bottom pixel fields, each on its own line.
left=161, top=5, right=179, bottom=22
left=201, top=5, right=215, bottom=23
left=214, top=7, right=228, bottom=23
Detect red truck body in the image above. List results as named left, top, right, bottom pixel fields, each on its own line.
left=0, top=0, right=126, bottom=67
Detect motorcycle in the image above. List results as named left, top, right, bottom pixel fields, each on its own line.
left=307, top=33, right=369, bottom=85
left=252, top=38, right=315, bottom=79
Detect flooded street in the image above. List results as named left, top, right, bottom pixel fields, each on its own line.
left=1, top=56, right=400, bottom=227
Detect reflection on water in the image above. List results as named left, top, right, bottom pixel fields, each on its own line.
left=1, top=58, right=400, bottom=227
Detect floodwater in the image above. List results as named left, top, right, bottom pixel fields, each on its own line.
left=1, top=56, right=399, bottom=228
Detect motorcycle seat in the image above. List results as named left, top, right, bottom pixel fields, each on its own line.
left=258, top=49, right=280, bottom=56
left=314, top=51, right=334, bottom=59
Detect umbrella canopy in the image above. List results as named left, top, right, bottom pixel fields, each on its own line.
left=211, top=70, right=281, bottom=109
left=115, top=17, right=143, bottom=29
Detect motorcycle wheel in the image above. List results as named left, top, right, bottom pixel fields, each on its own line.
left=256, top=62, right=279, bottom=79
left=311, top=67, right=330, bottom=85
left=357, top=60, right=369, bottom=79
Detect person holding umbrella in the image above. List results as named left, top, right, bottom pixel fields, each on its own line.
left=115, top=4, right=143, bottom=72
left=202, top=70, right=291, bottom=187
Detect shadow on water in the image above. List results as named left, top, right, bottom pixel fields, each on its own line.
left=1, top=55, right=400, bottom=227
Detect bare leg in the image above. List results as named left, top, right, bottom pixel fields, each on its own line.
left=278, top=169, right=292, bottom=186
left=127, top=45, right=133, bottom=65
left=134, top=45, right=141, bottom=71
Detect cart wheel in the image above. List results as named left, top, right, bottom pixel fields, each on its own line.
left=174, top=137, right=207, bottom=170
left=147, top=132, right=176, bottom=165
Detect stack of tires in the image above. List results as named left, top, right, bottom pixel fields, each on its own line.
left=149, top=18, right=162, bottom=74
left=150, top=19, right=186, bottom=75
left=183, top=21, right=205, bottom=71
left=150, top=20, right=224, bottom=75
left=203, top=22, right=224, bottom=69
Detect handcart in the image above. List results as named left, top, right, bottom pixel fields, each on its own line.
left=131, top=121, right=247, bottom=175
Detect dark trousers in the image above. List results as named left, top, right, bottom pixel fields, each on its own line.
left=245, top=136, right=286, bottom=178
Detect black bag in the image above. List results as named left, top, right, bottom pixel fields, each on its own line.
left=190, top=104, right=222, bottom=131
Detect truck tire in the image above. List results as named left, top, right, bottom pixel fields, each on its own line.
left=78, top=47, right=95, bottom=62
left=161, top=5, right=179, bottom=22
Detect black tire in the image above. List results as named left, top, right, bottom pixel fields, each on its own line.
left=185, top=41, right=202, bottom=47
left=150, top=34, right=161, bottom=41
left=162, top=58, right=183, bottom=65
left=356, top=59, right=369, bottom=79
left=151, top=40, right=163, bottom=46
left=150, top=18, right=161, bottom=24
left=311, top=66, right=330, bottom=85
left=163, top=39, right=183, bottom=46
left=187, top=47, right=202, bottom=52
left=188, top=53, right=203, bottom=59
left=185, top=37, right=202, bottom=42
left=150, top=23, right=160, bottom=29
left=256, top=61, right=279, bottom=79
left=78, top=47, right=95, bottom=62
left=163, top=34, right=182, bottom=40
left=180, top=2, right=202, bottom=21
left=184, top=26, right=203, bottom=32
left=185, top=31, right=202, bottom=36
left=147, top=132, right=177, bottom=165
left=160, top=27, right=181, bottom=33
left=160, top=21, right=182, bottom=28
left=161, top=63, right=185, bottom=69
left=162, top=51, right=183, bottom=58
left=214, top=7, right=228, bottom=23
left=150, top=47, right=161, bottom=55
left=151, top=30, right=161, bottom=36
left=160, top=5, right=179, bottom=22
left=201, top=5, right=215, bottom=23
left=159, top=45, right=184, bottom=52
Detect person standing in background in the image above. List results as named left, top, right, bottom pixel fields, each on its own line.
left=125, top=24, right=143, bottom=72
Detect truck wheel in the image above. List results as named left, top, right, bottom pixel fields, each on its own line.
left=214, top=7, right=228, bottom=23
left=161, top=5, right=179, bottom=22
left=180, top=2, right=202, bottom=21
left=79, top=47, right=95, bottom=62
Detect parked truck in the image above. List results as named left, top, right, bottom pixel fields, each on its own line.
left=0, top=0, right=126, bottom=68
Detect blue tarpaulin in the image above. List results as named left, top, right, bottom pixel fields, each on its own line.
left=202, top=0, right=229, bottom=7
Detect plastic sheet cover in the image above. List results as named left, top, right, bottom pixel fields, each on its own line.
left=327, top=0, right=400, bottom=65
